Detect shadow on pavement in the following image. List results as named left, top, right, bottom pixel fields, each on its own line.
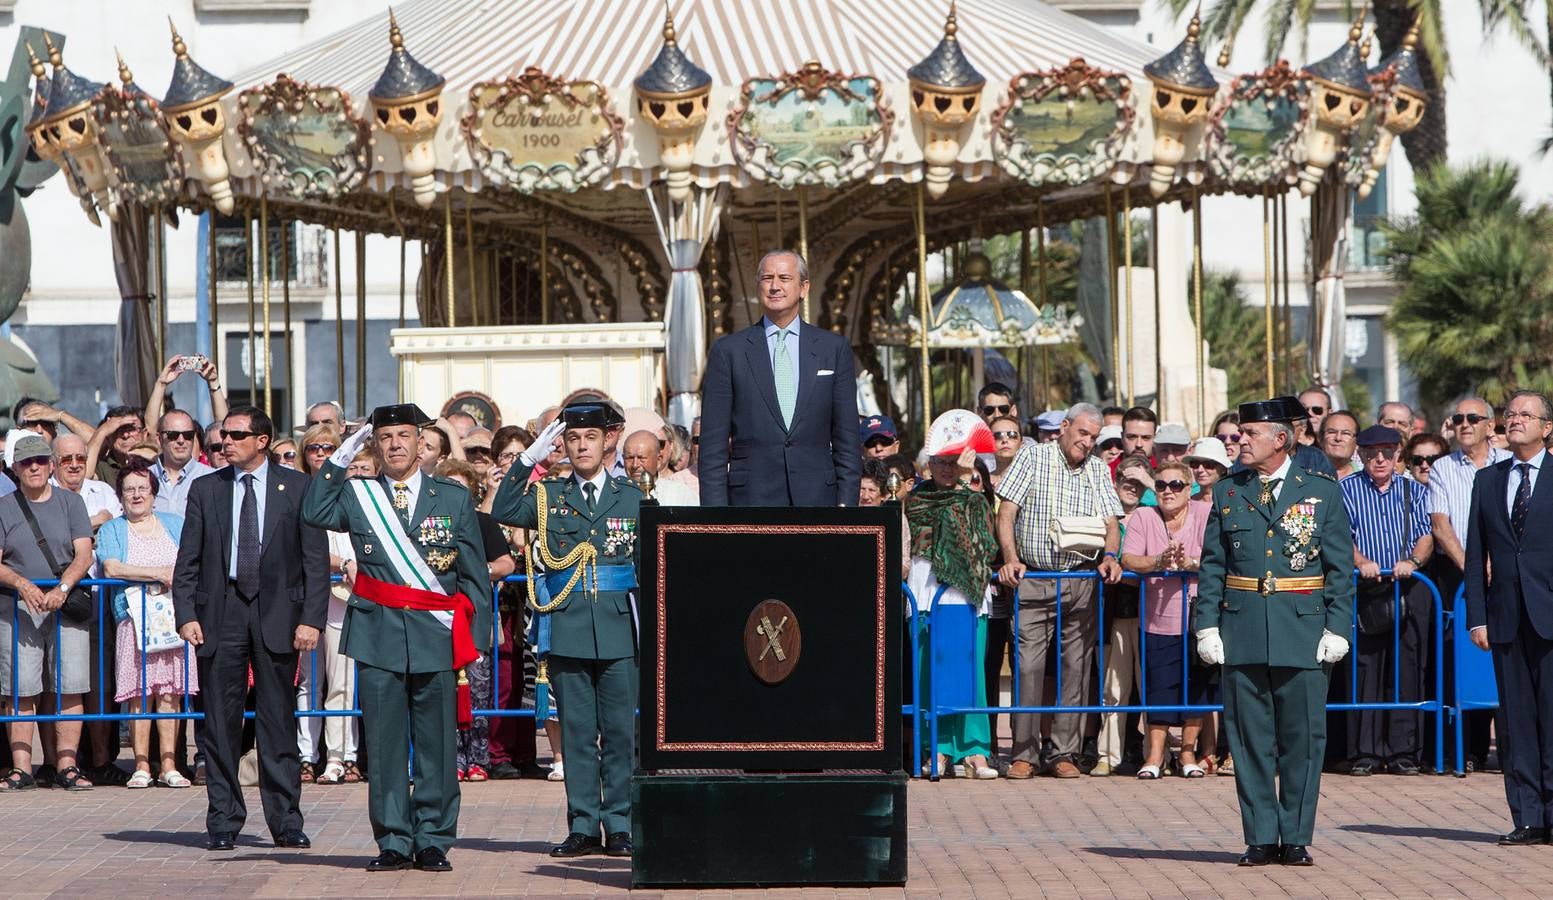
left=1084, top=846, right=1243, bottom=865
left=1338, top=824, right=1495, bottom=843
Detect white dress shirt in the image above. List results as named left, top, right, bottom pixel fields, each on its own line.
left=1505, top=452, right=1544, bottom=517
left=228, top=461, right=270, bottom=579
left=575, top=469, right=608, bottom=506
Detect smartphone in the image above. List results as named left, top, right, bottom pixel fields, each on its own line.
left=177, top=354, right=208, bottom=372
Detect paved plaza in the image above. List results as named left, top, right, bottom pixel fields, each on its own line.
left=0, top=763, right=1539, bottom=898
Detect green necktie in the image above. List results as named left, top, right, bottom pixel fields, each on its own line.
left=773, top=326, right=796, bottom=429
left=583, top=481, right=597, bottom=514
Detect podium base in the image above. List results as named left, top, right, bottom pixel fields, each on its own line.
left=630, top=771, right=908, bottom=887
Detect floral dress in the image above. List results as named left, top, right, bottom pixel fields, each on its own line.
left=114, top=526, right=198, bottom=703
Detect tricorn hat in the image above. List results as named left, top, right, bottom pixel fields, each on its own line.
left=1238, top=396, right=1308, bottom=425
left=367, top=403, right=433, bottom=428
left=561, top=402, right=625, bottom=431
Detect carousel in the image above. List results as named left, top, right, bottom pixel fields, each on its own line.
left=16, top=0, right=1425, bottom=436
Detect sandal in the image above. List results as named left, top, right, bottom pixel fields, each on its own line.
left=158, top=770, right=191, bottom=789
left=0, top=768, right=35, bottom=791
left=299, top=761, right=315, bottom=784
left=466, top=765, right=489, bottom=782
left=126, top=770, right=153, bottom=789
left=457, top=768, right=467, bottom=782
left=1201, top=756, right=1218, bottom=777
left=1218, top=756, right=1235, bottom=776
left=1136, top=765, right=1161, bottom=780
left=1180, top=753, right=1206, bottom=778
left=54, top=766, right=93, bottom=791
left=315, top=761, right=345, bottom=785
left=343, top=762, right=363, bottom=784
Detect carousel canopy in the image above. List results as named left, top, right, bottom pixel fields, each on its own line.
left=911, top=251, right=1081, bottom=349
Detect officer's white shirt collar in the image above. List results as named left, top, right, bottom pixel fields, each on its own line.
left=574, top=469, right=609, bottom=500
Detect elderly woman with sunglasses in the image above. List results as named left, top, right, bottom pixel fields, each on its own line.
left=1121, top=460, right=1215, bottom=778
left=1402, top=433, right=1449, bottom=486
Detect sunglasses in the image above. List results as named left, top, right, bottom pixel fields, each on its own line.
left=14, top=456, right=49, bottom=469
left=280, top=450, right=297, bottom=461
left=992, top=430, right=1021, bottom=440
left=305, top=443, right=338, bottom=454
left=55, top=454, right=87, bottom=465
left=864, top=436, right=896, bottom=448
left=1306, top=405, right=1326, bottom=416
left=206, top=443, right=224, bottom=455
left=160, top=429, right=197, bottom=442
left=1220, top=432, right=1242, bottom=444
left=1154, top=479, right=1189, bottom=493
left=222, top=429, right=262, bottom=442
left=1450, top=413, right=1490, bottom=426
left=981, top=404, right=1012, bottom=416
left=1410, top=453, right=1447, bottom=467
left=466, top=448, right=492, bottom=459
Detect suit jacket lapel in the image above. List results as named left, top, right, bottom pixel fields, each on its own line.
left=1267, top=468, right=1311, bottom=528
left=744, top=324, right=785, bottom=430
left=261, top=469, right=285, bottom=558
left=408, top=479, right=439, bottom=537
left=787, top=323, right=821, bottom=434
left=1235, top=472, right=1272, bottom=522
left=566, top=478, right=599, bottom=521
left=217, top=469, right=236, bottom=571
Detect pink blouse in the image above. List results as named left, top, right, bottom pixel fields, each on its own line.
left=1122, top=500, right=1210, bottom=635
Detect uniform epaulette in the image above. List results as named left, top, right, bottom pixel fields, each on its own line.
left=1307, top=470, right=1337, bottom=482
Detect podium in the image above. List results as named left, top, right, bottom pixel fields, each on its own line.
left=631, top=506, right=907, bottom=887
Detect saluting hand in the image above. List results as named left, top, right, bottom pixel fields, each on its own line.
left=330, top=425, right=374, bottom=469
left=522, top=418, right=567, bottom=467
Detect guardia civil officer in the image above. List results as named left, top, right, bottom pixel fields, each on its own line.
left=300, top=404, right=490, bottom=873
left=1193, top=396, right=1354, bottom=867
left=491, top=402, right=642, bottom=859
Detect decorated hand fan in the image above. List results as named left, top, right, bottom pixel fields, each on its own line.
left=923, top=409, right=995, bottom=458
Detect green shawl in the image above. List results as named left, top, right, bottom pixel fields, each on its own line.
left=906, top=484, right=997, bottom=602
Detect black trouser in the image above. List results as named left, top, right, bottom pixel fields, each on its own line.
left=1494, top=604, right=1553, bottom=828
left=197, top=585, right=303, bottom=837
left=1348, top=579, right=1431, bottom=766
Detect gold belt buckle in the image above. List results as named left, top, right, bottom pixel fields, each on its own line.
left=1262, top=576, right=1275, bottom=596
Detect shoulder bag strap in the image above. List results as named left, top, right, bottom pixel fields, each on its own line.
left=16, top=496, right=66, bottom=580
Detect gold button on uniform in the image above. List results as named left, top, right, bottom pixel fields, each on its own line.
left=1266, top=529, right=1274, bottom=538
left=1266, top=550, right=1273, bottom=557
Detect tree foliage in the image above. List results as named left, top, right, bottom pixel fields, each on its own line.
left=1382, top=159, right=1553, bottom=407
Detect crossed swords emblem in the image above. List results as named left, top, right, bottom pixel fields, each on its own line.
left=755, top=614, right=788, bottom=662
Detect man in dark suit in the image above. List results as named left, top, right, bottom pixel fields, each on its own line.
left=173, top=405, right=328, bottom=852
left=699, top=250, right=860, bottom=507
left=1464, top=389, right=1553, bottom=845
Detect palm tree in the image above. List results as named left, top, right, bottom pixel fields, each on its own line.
left=1382, top=159, right=1553, bottom=407
left=1165, top=0, right=1548, bottom=174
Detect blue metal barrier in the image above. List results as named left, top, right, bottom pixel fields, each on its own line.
left=917, top=567, right=1449, bottom=779
left=1450, top=582, right=1499, bottom=776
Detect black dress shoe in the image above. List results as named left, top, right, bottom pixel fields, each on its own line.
left=366, top=849, right=413, bottom=871
left=414, top=847, right=452, bottom=872
left=1280, top=845, right=1313, bottom=866
left=486, top=761, right=521, bottom=780
left=206, top=832, right=237, bottom=852
left=1499, top=826, right=1551, bottom=846
left=273, top=829, right=311, bottom=849
left=550, top=832, right=604, bottom=858
left=605, top=831, right=633, bottom=857
left=1238, top=844, right=1280, bottom=866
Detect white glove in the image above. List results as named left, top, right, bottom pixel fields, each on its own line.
left=329, top=425, right=373, bottom=469
left=1195, top=627, right=1225, bottom=666
left=521, top=418, right=566, bottom=467
left=1317, top=629, right=1350, bottom=664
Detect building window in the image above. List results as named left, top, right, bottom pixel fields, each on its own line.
left=213, top=215, right=298, bottom=283
left=1349, top=170, right=1389, bottom=271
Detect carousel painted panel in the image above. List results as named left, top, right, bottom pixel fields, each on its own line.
left=727, top=61, right=893, bottom=189
left=1204, top=62, right=1308, bottom=190
left=93, top=86, right=184, bottom=208
left=236, top=75, right=372, bottom=199
left=991, top=58, right=1134, bottom=187
left=462, top=67, right=623, bottom=193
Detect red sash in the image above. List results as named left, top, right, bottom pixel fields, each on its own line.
left=353, top=572, right=479, bottom=729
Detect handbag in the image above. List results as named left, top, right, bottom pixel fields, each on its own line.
left=16, top=495, right=93, bottom=623
left=1355, top=479, right=1412, bottom=636
left=124, top=584, right=185, bottom=654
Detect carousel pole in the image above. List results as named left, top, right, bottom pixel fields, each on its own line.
left=443, top=189, right=456, bottom=328
left=540, top=216, right=550, bottom=324
left=797, top=187, right=810, bottom=322
left=208, top=208, right=220, bottom=371
left=1151, top=204, right=1162, bottom=408
left=1280, top=191, right=1293, bottom=390
left=333, top=227, right=345, bottom=408
left=1104, top=185, right=1120, bottom=404
left=1191, top=184, right=1204, bottom=428
left=356, top=230, right=367, bottom=417
left=775, top=194, right=784, bottom=252
left=1037, top=201, right=1050, bottom=406
left=245, top=209, right=256, bottom=406
left=153, top=203, right=166, bottom=367
left=464, top=204, right=478, bottom=327
left=1020, top=226, right=1032, bottom=404
left=260, top=195, right=273, bottom=416
left=914, top=183, right=932, bottom=432
left=389, top=193, right=407, bottom=328
left=1123, top=184, right=1135, bottom=408
left=281, top=214, right=293, bottom=424
left=1263, top=190, right=1276, bottom=394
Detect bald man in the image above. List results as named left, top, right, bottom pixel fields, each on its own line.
left=622, top=430, right=698, bottom=506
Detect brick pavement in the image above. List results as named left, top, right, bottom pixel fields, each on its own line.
left=0, top=765, right=1541, bottom=898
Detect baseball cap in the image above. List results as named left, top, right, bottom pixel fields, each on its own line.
left=1356, top=425, right=1402, bottom=448
left=9, top=431, right=50, bottom=465
left=1035, top=410, right=1066, bottom=432
left=1097, top=424, right=1123, bottom=446
left=1156, top=422, right=1192, bottom=446
left=860, top=415, right=898, bottom=442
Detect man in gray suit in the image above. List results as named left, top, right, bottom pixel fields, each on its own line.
left=699, top=250, right=861, bottom=507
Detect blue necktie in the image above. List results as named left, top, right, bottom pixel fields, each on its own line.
left=773, top=326, right=796, bottom=429
left=1512, top=463, right=1532, bottom=538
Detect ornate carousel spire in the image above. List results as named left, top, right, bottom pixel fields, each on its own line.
left=38, top=35, right=116, bottom=222
left=163, top=18, right=235, bottom=214
left=1144, top=7, right=1219, bottom=197
left=1360, top=18, right=1429, bottom=199
left=908, top=2, right=987, bottom=198
left=24, top=43, right=50, bottom=131
left=634, top=2, right=713, bottom=202
left=162, top=18, right=233, bottom=112
left=114, top=48, right=144, bottom=97
left=40, top=33, right=104, bottom=124
left=1298, top=12, right=1375, bottom=195
left=370, top=8, right=447, bottom=208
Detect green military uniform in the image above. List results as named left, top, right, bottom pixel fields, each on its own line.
left=491, top=420, right=640, bottom=848
left=301, top=409, right=489, bottom=862
left=1194, top=400, right=1354, bottom=855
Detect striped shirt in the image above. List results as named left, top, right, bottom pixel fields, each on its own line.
left=1341, top=471, right=1432, bottom=565
left=995, top=441, right=1123, bottom=570
left=1428, top=446, right=1510, bottom=553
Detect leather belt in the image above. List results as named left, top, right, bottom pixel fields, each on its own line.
left=1224, top=574, right=1325, bottom=595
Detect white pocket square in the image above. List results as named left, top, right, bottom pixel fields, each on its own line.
left=817, top=369, right=834, bottom=376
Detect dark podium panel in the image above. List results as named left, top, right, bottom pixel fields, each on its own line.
left=638, top=505, right=902, bottom=771
left=633, top=506, right=907, bottom=887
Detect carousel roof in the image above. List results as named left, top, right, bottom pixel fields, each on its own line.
left=913, top=252, right=1081, bottom=348
left=163, top=23, right=233, bottom=111
left=907, top=4, right=985, bottom=90
left=634, top=13, right=713, bottom=96
left=1305, top=20, right=1371, bottom=95
left=1143, top=13, right=1215, bottom=93
left=1375, top=24, right=1425, bottom=96
left=40, top=36, right=103, bottom=122
left=369, top=11, right=445, bottom=102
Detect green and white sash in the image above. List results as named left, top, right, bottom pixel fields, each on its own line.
left=349, top=478, right=453, bottom=631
